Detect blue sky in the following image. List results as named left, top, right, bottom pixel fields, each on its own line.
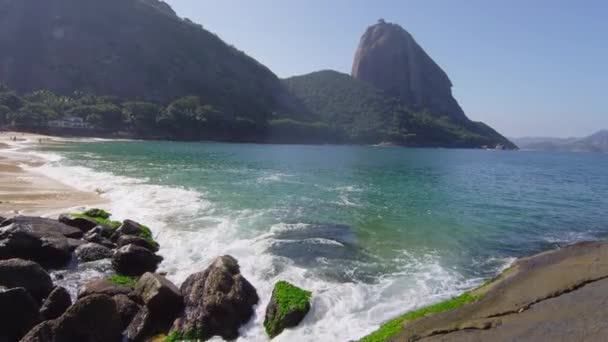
left=165, top=0, right=607, bottom=138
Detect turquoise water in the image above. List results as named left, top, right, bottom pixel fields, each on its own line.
left=30, top=141, right=608, bottom=341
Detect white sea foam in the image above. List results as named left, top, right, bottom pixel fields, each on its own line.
left=21, top=144, right=495, bottom=342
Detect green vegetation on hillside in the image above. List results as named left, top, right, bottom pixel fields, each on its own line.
left=283, top=70, right=516, bottom=148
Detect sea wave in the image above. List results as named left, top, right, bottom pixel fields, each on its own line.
left=19, top=143, right=490, bottom=342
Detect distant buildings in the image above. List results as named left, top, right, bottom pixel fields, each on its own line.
left=48, top=116, right=93, bottom=129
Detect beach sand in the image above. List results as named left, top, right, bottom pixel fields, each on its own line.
left=0, top=131, right=105, bottom=217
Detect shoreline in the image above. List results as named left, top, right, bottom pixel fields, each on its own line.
left=361, top=240, right=608, bottom=341
left=1, top=132, right=607, bottom=341
left=0, top=131, right=106, bottom=217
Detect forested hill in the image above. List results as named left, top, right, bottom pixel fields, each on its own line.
left=0, top=0, right=514, bottom=148
left=0, top=0, right=304, bottom=122
left=283, top=70, right=516, bottom=148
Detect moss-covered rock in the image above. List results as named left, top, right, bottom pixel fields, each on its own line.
left=264, top=281, right=311, bottom=338
left=64, top=208, right=121, bottom=231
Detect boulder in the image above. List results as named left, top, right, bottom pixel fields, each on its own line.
left=126, top=272, right=183, bottom=341
left=0, top=258, right=53, bottom=301
left=78, top=278, right=135, bottom=299
left=19, top=321, right=54, bottom=342
left=75, top=243, right=113, bottom=262
left=117, top=235, right=159, bottom=252
left=170, top=255, right=259, bottom=341
left=113, top=294, right=141, bottom=330
left=51, top=294, right=122, bottom=342
left=0, top=287, right=41, bottom=341
left=264, top=281, right=312, bottom=338
left=112, top=244, right=162, bottom=276
left=3, top=216, right=83, bottom=238
left=0, top=217, right=73, bottom=267
left=83, top=229, right=116, bottom=249
left=58, top=214, right=99, bottom=232
left=88, top=224, right=115, bottom=239
left=66, top=238, right=87, bottom=251
left=40, top=286, right=72, bottom=320
left=113, top=219, right=145, bottom=239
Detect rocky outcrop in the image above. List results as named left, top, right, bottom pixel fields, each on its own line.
left=352, top=20, right=467, bottom=121
left=113, top=294, right=141, bottom=330
left=264, top=281, right=311, bottom=338
left=112, top=244, right=163, bottom=276
left=126, top=272, right=183, bottom=341
left=58, top=214, right=99, bottom=232
left=75, top=242, right=113, bottom=262
left=0, top=217, right=75, bottom=267
left=0, top=258, right=53, bottom=301
left=171, top=255, right=259, bottom=341
left=117, top=235, right=159, bottom=252
left=78, top=278, right=135, bottom=299
left=22, top=294, right=123, bottom=342
left=0, top=287, right=41, bottom=341
left=40, top=286, right=72, bottom=320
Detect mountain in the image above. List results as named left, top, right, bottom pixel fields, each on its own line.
left=352, top=19, right=467, bottom=121
left=513, top=130, right=608, bottom=152
left=0, top=3, right=513, bottom=148
left=0, top=0, right=302, bottom=122
left=283, top=70, right=516, bottom=148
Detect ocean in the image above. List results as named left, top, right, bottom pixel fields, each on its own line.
left=23, top=140, right=608, bottom=341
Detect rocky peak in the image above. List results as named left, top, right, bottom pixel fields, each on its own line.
left=352, top=20, right=467, bottom=121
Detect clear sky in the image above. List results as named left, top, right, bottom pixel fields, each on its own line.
left=164, top=0, right=607, bottom=138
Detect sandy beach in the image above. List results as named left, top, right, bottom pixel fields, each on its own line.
left=0, top=131, right=105, bottom=217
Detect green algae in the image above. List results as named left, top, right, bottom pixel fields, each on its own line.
left=359, top=292, right=483, bottom=342
left=106, top=275, right=137, bottom=287
left=264, top=281, right=312, bottom=338
left=71, top=208, right=121, bottom=230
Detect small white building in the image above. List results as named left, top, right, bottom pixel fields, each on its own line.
left=48, top=116, right=93, bottom=129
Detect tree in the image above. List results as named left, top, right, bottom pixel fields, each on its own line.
left=11, top=103, right=57, bottom=126
left=0, top=92, right=24, bottom=111
left=122, top=101, right=161, bottom=131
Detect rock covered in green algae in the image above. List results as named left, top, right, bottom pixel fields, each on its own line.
left=264, top=281, right=312, bottom=338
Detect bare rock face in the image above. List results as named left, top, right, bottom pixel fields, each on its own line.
left=171, top=255, right=259, bottom=341
left=352, top=20, right=467, bottom=121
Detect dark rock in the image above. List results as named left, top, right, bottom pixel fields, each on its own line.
left=78, top=278, right=134, bottom=299
left=66, top=238, right=87, bottom=251
left=171, top=255, right=259, bottom=341
left=83, top=229, right=116, bottom=249
left=126, top=272, right=183, bottom=341
left=0, top=287, right=41, bottom=341
left=58, top=214, right=98, bottom=232
left=75, top=243, right=113, bottom=262
left=0, top=258, right=53, bottom=301
left=51, top=294, right=122, bottom=342
left=0, top=217, right=73, bottom=267
left=112, top=244, right=162, bottom=277
left=40, top=286, right=72, bottom=320
left=117, top=235, right=159, bottom=252
left=264, top=281, right=311, bottom=338
left=2, top=216, right=83, bottom=238
left=352, top=20, right=467, bottom=121
left=115, top=220, right=145, bottom=237
left=19, top=321, right=54, bottom=342
left=88, top=225, right=115, bottom=239
left=113, top=294, right=141, bottom=330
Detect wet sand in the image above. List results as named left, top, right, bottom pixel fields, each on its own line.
left=0, top=132, right=105, bottom=217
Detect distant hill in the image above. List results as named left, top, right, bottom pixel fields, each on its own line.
left=0, top=3, right=513, bottom=148
left=284, top=70, right=515, bottom=148
left=513, top=130, right=608, bottom=152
